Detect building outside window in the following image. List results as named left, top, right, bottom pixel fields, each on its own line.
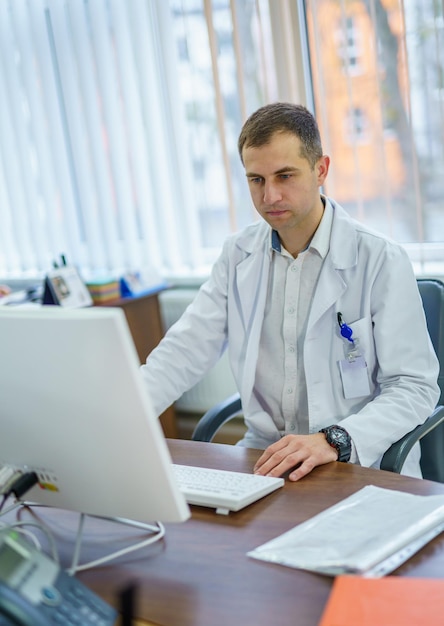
left=306, top=0, right=444, bottom=273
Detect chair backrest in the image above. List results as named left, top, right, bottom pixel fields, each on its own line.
left=417, top=279, right=444, bottom=403
left=416, top=279, right=444, bottom=480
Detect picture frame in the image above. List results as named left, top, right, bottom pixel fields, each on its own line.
left=43, top=266, right=93, bottom=308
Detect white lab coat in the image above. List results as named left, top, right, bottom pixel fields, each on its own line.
left=141, top=199, right=440, bottom=477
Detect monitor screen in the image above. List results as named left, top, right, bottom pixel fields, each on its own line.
left=0, top=306, right=190, bottom=524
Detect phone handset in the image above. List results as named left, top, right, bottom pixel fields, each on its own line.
left=0, top=581, right=49, bottom=626
left=0, top=530, right=117, bottom=626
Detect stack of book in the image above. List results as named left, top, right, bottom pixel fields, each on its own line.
left=86, top=279, right=120, bottom=304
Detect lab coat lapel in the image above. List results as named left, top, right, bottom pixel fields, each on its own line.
left=234, top=225, right=271, bottom=334
left=308, top=201, right=358, bottom=329
left=235, top=250, right=269, bottom=334
left=234, top=231, right=271, bottom=401
left=308, top=263, right=346, bottom=330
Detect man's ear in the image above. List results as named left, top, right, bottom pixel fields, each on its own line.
left=316, top=155, right=330, bottom=185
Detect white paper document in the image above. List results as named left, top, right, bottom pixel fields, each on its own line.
left=247, top=485, right=444, bottom=577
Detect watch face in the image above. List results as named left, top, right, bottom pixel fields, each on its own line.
left=330, top=429, right=348, bottom=445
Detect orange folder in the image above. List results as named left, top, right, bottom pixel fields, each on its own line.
left=319, top=575, right=444, bottom=626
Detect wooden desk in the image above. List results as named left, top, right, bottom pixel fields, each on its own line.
left=10, top=441, right=444, bottom=626
left=97, top=289, right=177, bottom=438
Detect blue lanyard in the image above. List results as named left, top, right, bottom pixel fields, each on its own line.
left=337, top=312, right=354, bottom=343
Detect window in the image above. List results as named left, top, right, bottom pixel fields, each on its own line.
left=305, top=0, right=444, bottom=274
left=346, top=107, right=370, bottom=143
left=336, top=15, right=362, bottom=74
left=0, top=0, right=200, bottom=279
left=1, top=0, right=443, bottom=283
left=170, top=0, right=277, bottom=258
left=0, top=0, right=278, bottom=281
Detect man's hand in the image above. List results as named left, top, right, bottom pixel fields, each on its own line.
left=253, top=433, right=338, bottom=482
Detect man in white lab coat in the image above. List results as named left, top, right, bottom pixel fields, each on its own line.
left=141, top=102, right=439, bottom=480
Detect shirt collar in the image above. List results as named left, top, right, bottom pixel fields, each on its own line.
left=270, top=195, right=333, bottom=259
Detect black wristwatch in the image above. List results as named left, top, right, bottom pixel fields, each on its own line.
left=319, top=425, right=351, bottom=462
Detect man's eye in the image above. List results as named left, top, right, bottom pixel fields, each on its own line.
left=279, top=173, right=291, bottom=180
left=249, top=177, right=263, bottom=184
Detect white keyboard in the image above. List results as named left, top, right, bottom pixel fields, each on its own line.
left=172, top=464, right=284, bottom=515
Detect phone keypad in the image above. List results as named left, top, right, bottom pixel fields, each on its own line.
left=43, top=570, right=117, bottom=625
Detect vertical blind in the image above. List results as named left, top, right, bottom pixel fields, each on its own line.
left=0, top=0, right=308, bottom=281
left=0, top=0, right=202, bottom=279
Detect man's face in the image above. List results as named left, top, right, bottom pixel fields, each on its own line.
left=242, top=132, right=329, bottom=248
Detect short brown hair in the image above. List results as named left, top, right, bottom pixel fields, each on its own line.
left=238, top=102, right=323, bottom=169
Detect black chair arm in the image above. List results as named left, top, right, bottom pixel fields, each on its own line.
left=380, top=405, right=444, bottom=474
left=191, top=393, right=242, bottom=442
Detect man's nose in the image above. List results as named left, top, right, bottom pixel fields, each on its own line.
left=263, top=181, right=282, bottom=204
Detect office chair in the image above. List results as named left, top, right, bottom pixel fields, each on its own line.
left=381, top=279, right=444, bottom=480
left=191, top=393, right=243, bottom=443
left=192, top=279, right=444, bottom=482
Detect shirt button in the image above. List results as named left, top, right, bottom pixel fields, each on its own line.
left=287, top=307, right=295, bottom=314
left=287, top=346, right=295, bottom=353
left=286, top=387, right=293, bottom=394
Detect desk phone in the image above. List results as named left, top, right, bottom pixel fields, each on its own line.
left=0, top=529, right=117, bottom=626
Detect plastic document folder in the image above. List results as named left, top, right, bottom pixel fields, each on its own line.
left=247, top=485, right=444, bottom=577
left=319, top=575, right=444, bottom=626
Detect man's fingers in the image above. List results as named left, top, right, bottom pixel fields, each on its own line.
left=288, top=458, right=317, bottom=482
left=254, top=450, right=303, bottom=477
left=253, top=439, right=287, bottom=473
left=254, top=433, right=338, bottom=479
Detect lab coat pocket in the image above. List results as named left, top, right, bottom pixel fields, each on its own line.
left=338, top=316, right=373, bottom=399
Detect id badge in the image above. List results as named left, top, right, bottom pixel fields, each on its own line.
left=339, top=355, right=370, bottom=399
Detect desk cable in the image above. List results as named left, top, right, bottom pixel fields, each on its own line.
left=0, top=472, right=60, bottom=564
left=0, top=471, right=39, bottom=514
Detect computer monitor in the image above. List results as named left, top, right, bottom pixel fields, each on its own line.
left=0, top=306, right=190, bottom=525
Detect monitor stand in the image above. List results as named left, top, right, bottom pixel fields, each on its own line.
left=68, top=513, right=166, bottom=574
left=11, top=502, right=165, bottom=573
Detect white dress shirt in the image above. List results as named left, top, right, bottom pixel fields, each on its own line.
left=254, top=202, right=331, bottom=437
